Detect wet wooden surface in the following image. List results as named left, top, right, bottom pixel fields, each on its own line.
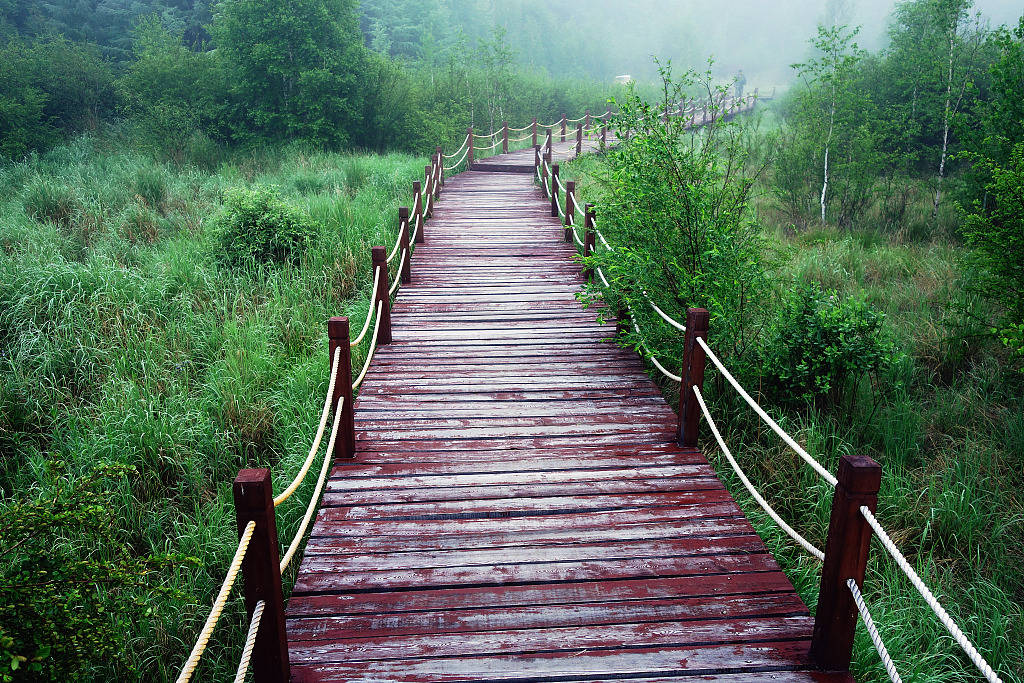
left=286, top=163, right=848, bottom=682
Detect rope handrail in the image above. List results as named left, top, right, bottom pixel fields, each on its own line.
left=848, top=579, right=903, bottom=683
left=174, top=520, right=256, bottom=683
left=443, top=145, right=469, bottom=171
left=352, top=299, right=384, bottom=391
left=473, top=138, right=503, bottom=152
left=509, top=132, right=534, bottom=143
left=696, top=336, right=839, bottom=487
left=280, top=394, right=343, bottom=572
left=232, top=600, right=265, bottom=683
left=628, top=309, right=682, bottom=383
left=389, top=249, right=406, bottom=296
left=644, top=293, right=686, bottom=331
left=273, top=346, right=341, bottom=507
left=693, top=384, right=825, bottom=560
left=350, top=267, right=381, bottom=347
left=860, top=506, right=1004, bottom=683
left=411, top=213, right=421, bottom=243
left=442, top=134, right=470, bottom=158
left=385, top=230, right=403, bottom=264
left=507, top=123, right=534, bottom=132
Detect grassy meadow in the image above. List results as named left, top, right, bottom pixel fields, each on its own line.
left=0, top=135, right=425, bottom=680
left=563, top=139, right=1024, bottom=682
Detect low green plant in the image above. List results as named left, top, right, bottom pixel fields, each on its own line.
left=762, top=279, right=897, bottom=411
left=21, top=176, right=80, bottom=227
left=212, top=185, right=321, bottom=266
left=0, top=462, right=181, bottom=682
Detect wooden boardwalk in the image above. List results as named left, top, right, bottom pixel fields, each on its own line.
left=285, top=151, right=850, bottom=681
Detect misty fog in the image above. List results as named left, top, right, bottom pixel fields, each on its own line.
left=461, top=0, right=1023, bottom=86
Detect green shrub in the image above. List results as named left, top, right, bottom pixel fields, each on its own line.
left=212, top=185, right=320, bottom=266
left=762, top=279, right=896, bottom=410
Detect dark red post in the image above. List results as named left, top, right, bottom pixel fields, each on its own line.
left=532, top=117, right=538, bottom=147
left=502, top=121, right=509, bottom=154
left=541, top=150, right=549, bottom=196
left=584, top=203, right=596, bottom=280
left=327, top=318, right=355, bottom=459
left=811, top=455, right=882, bottom=672
left=534, top=145, right=541, bottom=173
left=585, top=109, right=591, bottom=129
left=436, top=147, right=444, bottom=189
left=398, top=207, right=411, bottom=284
left=550, top=164, right=560, bottom=218
left=564, top=181, right=576, bottom=242
left=678, top=308, right=709, bottom=447
left=467, top=126, right=474, bottom=169
left=371, top=246, right=392, bottom=345
left=561, top=114, right=567, bottom=141
left=546, top=128, right=553, bottom=156
left=233, top=469, right=289, bottom=683
left=576, top=124, right=583, bottom=156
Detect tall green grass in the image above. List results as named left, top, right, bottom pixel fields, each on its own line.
left=0, top=136, right=425, bottom=680
left=564, top=150, right=1024, bottom=682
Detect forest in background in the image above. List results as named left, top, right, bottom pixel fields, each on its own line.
left=1, top=0, right=1023, bottom=680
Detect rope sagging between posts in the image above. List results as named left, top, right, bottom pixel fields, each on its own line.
left=442, top=134, right=470, bottom=158
left=273, top=346, right=341, bottom=507
left=848, top=579, right=903, bottom=683
left=696, top=336, right=839, bottom=487
left=352, top=300, right=384, bottom=391
left=860, top=506, right=1004, bottom=683
left=389, top=249, right=406, bottom=296
left=350, top=267, right=382, bottom=347
left=175, top=520, right=256, bottom=683
left=280, top=395, right=344, bottom=573
left=693, top=385, right=826, bottom=561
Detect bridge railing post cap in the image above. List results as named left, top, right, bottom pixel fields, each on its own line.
left=399, top=206, right=409, bottom=218
left=837, top=455, right=881, bottom=493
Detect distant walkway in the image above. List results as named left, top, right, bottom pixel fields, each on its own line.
left=284, top=162, right=849, bottom=681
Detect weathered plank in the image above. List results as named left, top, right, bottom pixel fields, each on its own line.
left=286, top=162, right=828, bottom=681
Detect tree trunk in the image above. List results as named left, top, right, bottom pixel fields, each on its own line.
left=821, top=82, right=836, bottom=225
left=932, top=32, right=956, bottom=223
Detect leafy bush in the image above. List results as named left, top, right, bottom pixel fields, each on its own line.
left=762, top=279, right=896, bottom=410
left=961, top=141, right=1024, bottom=365
left=212, top=185, right=320, bottom=266
left=0, top=463, right=179, bottom=682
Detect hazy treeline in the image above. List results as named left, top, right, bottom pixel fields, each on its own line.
left=0, top=0, right=615, bottom=161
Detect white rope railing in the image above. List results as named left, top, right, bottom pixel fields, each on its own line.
left=410, top=213, right=421, bottom=243
left=389, top=250, right=406, bottom=296
left=473, top=138, right=503, bottom=152
left=175, top=521, right=256, bottom=683
left=629, top=313, right=682, bottom=383
left=349, top=267, right=381, bottom=347
left=693, top=385, right=826, bottom=561
left=231, top=600, right=265, bottom=683
left=697, top=336, right=839, bottom=487
left=385, top=230, right=402, bottom=264
left=860, top=506, right=1004, bottom=683
left=352, top=300, right=384, bottom=391
left=644, top=293, right=687, bottom=331
left=848, top=579, right=903, bottom=683
left=442, top=135, right=469, bottom=158
left=280, top=395, right=343, bottom=573
left=443, top=145, right=469, bottom=171
left=273, top=346, right=341, bottom=507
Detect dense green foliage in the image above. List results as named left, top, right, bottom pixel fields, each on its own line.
left=762, top=280, right=896, bottom=410
left=213, top=185, right=321, bottom=266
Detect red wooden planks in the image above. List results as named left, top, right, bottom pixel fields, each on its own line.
left=285, top=160, right=829, bottom=681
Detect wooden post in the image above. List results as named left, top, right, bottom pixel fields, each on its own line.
left=413, top=183, right=425, bottom=243
left=546, top=128, right=553, bottom=157
left=467, top=126, right=474, bottom=169
left=550, top=164, right=560, bottom=218
left=576, top=124, right=583, bottom=156
left=233, top=469, right=289, bottom=683
left=371, top=246, right=392, bottom=345
left=532, top=117, right=538, bottom=147
left=534, top=145, right=541, bottom=173
left=564, top=180, right=575, bottom=242
left=678, top=308, right=709, bottom=447
left=561, top=114, right=566, bottom=142
left=583, top=203, right=596, bottom=281
left=502, top=121, right=509, bottom=154
left=326, top=318, right=355, bottom=459
left=541, top=150, right=549, bottom=196
left=436, top=147, right=444, bottom=190
left=811, top=455, right=882, bottom=672
left=398, top=207, right=411, bottom=284
left=585, top=109, right=591, bottom=129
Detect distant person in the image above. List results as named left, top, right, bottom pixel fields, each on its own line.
left=735, top=70, right=746, bottom=99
